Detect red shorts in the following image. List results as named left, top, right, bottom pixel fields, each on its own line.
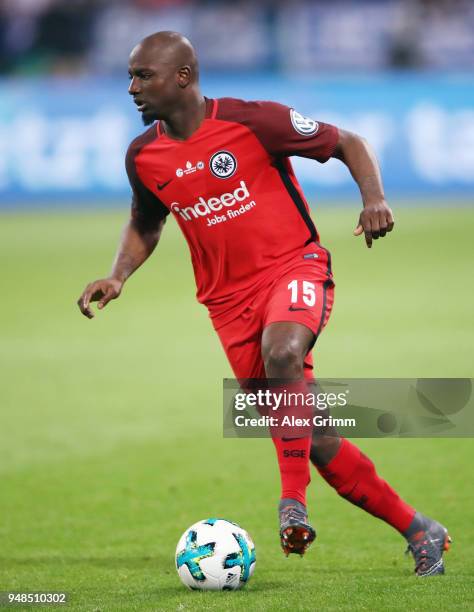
left=215, top=245, right=335, bottom=380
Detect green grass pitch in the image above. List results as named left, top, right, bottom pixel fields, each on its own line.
left=1, top=205, right=473, bottom=611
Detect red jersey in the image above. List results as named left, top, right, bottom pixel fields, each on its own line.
left=126, top=97, right=338, bottom=327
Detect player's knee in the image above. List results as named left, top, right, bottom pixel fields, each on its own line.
left=310, top=435, right=341, bottom=466
left=263, top=340, right=304, bottom=377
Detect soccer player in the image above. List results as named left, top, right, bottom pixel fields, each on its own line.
left=77, top=32, right=451, bottom=575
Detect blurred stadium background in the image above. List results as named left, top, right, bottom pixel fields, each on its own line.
left=1, top=1, right=473, bottom=610
left=0, top=0, right=473, bottom=204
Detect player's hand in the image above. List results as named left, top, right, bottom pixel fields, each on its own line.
left=77, top=278, right=123, bottom=319
left=353, top=200, right=394, bottom=248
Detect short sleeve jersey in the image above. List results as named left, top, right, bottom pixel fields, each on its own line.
left=126, top=97, right=338, bottom=325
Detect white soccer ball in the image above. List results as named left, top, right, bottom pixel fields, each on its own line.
left=175, top=518, right=256, bottom=591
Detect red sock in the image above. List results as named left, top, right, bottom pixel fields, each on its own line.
left=268, top=379, right=313, bottom=506
left=317, top=438, right=415, bottom=533
left=272, top=436, right=312, bottom=505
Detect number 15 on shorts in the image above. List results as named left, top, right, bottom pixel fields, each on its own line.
left=288, top=280, right=316, bottom=307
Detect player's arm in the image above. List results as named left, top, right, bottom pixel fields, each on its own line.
left=77, top=214, right=165, bottom=319
left=235, top=101, right=393, bottom=249
left=110, top=214, right=164, bottom=285
left=77, top=142, right=169, bottom=319
left=332, top=129, right=394, bottom=248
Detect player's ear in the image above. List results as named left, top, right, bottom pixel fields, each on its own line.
left=176, top=65, right=191, bottom=88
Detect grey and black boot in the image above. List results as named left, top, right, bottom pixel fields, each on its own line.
left=405, top=512, right=452, bottom=577
left=279, top=498, right=316, bottom=556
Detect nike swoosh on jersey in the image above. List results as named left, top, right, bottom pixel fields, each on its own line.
left=157, top=179, right=173, bottom=190
left=288, top=305, right=308, bottom=312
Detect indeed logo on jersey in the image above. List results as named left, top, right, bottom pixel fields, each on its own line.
left=170, top=181, right=256, bottom=226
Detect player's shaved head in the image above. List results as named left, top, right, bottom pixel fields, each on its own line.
left=130, top=31, right=199, bottom=82
left=128, top=31, right=205, bottom=132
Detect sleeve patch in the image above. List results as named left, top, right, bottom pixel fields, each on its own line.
left=290, top=109, right=319, bottom=136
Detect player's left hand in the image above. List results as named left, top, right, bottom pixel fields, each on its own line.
left=353, top=200, right=394, bottom=248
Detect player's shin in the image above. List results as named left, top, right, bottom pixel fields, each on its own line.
left=268, top=379, right=313, bottom=506
left=272, top=435, right=312, bottom=505
left=313, top=437, right=415, bottom=533
left=268, top=379, right=316, bottom=555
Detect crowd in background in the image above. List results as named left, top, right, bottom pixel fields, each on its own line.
left=0, top=0, right=473, bottom=75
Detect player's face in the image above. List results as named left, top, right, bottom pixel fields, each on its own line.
left=128, top=47, right=180, bottom=126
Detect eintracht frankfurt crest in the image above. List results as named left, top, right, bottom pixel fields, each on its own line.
left=290, top=109, right=319, bottom=136
left=210, top=151, right=237, bottom=179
